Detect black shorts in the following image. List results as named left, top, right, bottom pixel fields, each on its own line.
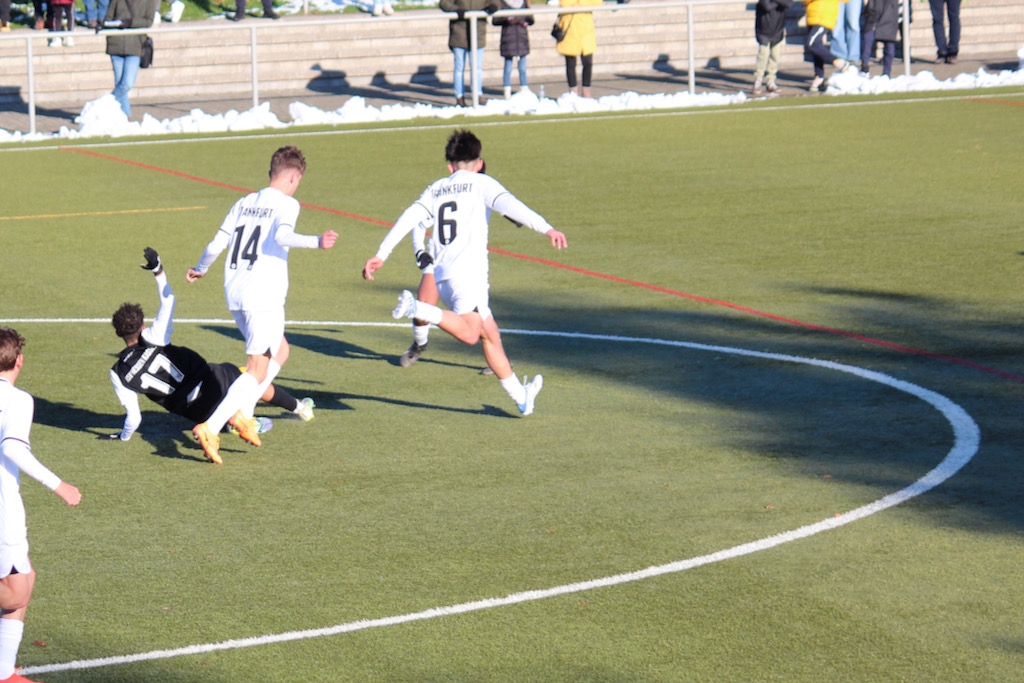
left=181, top=362, right=243, bottom=423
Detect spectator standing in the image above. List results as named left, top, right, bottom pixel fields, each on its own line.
left=32, top=0, right=45, bottom=30
left=47, top=0, right=74, bottom=47
left=555, top=0, right=600, bottom=98
left=802, top=0, right=857, bottom=92
left=230, top=0, right=280, bottom=21
left=82, top=0, right=110, bottom=28
left=104, top=0, right=159, bottom=117
left=493, top=0, right=533, bottom=99
left=440, top=0, right=496, bottom=106
left=928, top=0, right=959, bottom=63
left=860, top=0, right=898, bottom=75
left=751, top=0, right=793, bottom=95
left=831, top=0, right=861, bottom=68
left=1, top=0, right=10, bottom=32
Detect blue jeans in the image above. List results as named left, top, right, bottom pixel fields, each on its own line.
left=83, top=0, right=110, bottom=23
left=831, top=0, right=862, bottom=62
left=503, top=56, right=528, bottom=89
left=452, top=46, right=484, bottom=98
left=111, top=54, right=140, bottom=117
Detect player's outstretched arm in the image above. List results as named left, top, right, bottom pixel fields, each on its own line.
left=362, top=257, right=385, bottom=281
left=546, top=229, right=568, bottom=250
left=54, top=481, right=82, bottom=507
left=320, top=230, right=339, bottom=250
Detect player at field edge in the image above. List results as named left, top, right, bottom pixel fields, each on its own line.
left=362, top=129, right=567, bottom=416
left=0, top=327, right=82, bottom=683
left=187, top=146, right=338, bottom=463
left=103, top=248, right=315, bottom=448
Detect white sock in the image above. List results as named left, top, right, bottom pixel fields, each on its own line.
left=413, top=323, right=430, bottom=347
left=499, top=374, right=526, bottom=405
left=0, top=618, right=24, bottom=679
left=414, top=301, right=444, bottom=325
left=206, top=372, right=261, bottom=432
left=251, top=360, right=282, bottom=418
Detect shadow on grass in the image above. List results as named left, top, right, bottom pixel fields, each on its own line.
left=482, top=283, right=1024, bottom=535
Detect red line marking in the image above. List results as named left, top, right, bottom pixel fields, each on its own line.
left=65, top=146, right=1024, bottom=383
left=969, top=98, right=1024, bottom=107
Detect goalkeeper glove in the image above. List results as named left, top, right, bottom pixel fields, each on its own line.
left=416, top=250, right=434, bottom=270
left=141, top=247, right=163, bottom=275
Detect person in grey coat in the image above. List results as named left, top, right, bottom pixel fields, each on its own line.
left=104, top=0, right=159, bottom=117
left=492, top=0, right=533, bottom=99
left=860, top=0, right=900, bottom=76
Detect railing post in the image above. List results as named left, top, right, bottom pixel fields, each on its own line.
left=250, top=25, right=260, bottom=110
left=902, top=0, right=912, bottom=76
left=469, top=14, right=479, bottom=107
left=26, top=36, right=37, bottom=137
left=687, top=2, right=695, bottom=95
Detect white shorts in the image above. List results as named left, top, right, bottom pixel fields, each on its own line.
left=0, top=541, right=32, bottom=580
left=437, top=277, right=492, bottom=321
left=231, top=308, right=285, bottom=357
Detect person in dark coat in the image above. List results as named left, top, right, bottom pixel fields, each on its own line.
left=440, top=0, right=496, bottom=106
left=860, top=0, right=899, bottom=75
left=492, top=0, right=533, bottom=99
left=104, top=0, right=159, bottom=117
left=751, top=0, right=793, bottom=95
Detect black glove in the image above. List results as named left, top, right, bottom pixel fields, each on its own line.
left=484, top=2, right=499, bottom=13
left=140, top=247, right=162, bottom=274
left=97, top=433, right=123, bottom=441
left=416, top=250, right=434, bottom=270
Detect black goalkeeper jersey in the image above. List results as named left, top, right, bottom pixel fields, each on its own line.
left=112, top=341, right=211, bottom=417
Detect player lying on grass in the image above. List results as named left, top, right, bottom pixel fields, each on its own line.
left=187, top=146, right=337, bottom=464
left=362, top=129, right=566, bottom=416
left=102, top=248, right=314, bottom=447
left=0, top=327, right=81, bottom=683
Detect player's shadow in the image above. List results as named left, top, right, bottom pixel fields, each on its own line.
left=336, top=391, right=513, bottom=418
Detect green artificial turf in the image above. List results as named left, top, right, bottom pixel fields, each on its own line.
left=2, top=92, right=1023, bottom=681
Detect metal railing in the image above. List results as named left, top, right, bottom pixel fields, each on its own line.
left=1, top=0, right=916, bottom=136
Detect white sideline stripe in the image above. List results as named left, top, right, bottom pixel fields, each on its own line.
left=5, top=91, right=1020, bottom=154
left=17, top=322, right=980, bottom=676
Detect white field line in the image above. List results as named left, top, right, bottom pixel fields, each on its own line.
left=5, top=90, right=1021, bottom=154
left=11, top=320, right=980, bottom=676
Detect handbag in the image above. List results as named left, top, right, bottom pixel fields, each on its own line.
left=550, top=20, right=565, bottom=41
left=140, top=35, right=154, bottom=68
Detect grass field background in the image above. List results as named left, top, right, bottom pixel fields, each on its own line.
left=2, top=92, right=1024, bottom=681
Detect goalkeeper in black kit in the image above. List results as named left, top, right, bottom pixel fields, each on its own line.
left=101, top=248, right=315, bottom=443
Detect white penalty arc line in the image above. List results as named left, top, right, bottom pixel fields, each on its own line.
left=20, top=323, right=980, bottom=676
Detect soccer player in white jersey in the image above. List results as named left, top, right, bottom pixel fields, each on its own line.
left=362, top=129, right=567, bottom=416
left=0, top=328, right=82, bottom=683
left=186, top=146, right=338, bottom=463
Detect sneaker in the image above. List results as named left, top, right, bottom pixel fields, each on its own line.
left=399, top=342, right=427, bottom=367
left=751, top=78, right=763, bottom=96
left=382, top=2, right=394, bottom=13
left=264, top=8, right=279, bottom=18
left=63, top=35, right=74, bottom=46
left=392, top=290, right=417, bottom=319
left=765, top=81, right=779, bottom=93
left=372, top=5, right=382, bottom=14
left=47, top=37, right=61, bottom=47
left=945, top=54, right=957, bottom=65
left=192, top=423, right=222, bottom=464
left=226, top=416, right=273, bottom=435
left=296, top=397, right=316, bottom=422
left=227, top=411, right=262, bottom=447
left=0, top=672, right=45, bottom=682
left=517, top=374, right=543, bottom=416
left=0, top=24, right=10, bottom=32
left=808, top=75, right=824, bottom=92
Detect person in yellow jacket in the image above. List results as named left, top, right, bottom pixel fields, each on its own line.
left=802, top=0, right=858, bottom=91
left=555, top=0, right=600, bottom=98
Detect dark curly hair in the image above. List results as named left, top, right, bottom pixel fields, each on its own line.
left=112, top=303, right=145, bottom=339
left=445, top=130, right=482, bottom=164
left=0, top=327, right=26, bottom=372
